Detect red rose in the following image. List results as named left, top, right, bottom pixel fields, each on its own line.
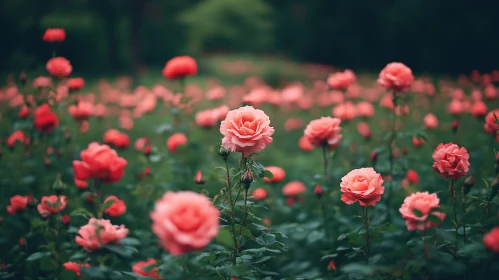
left=162, top=56, right=197, bottom=80
left=103, top=129, right=130, bottom=149
left=103, top=195, right=126, bottom=217
left=6, top=195, right=29, bottom=215
left=132, top=258, right=160, bottom=278
left=33, top=104, right=59, bottom=133
left=67, top=77, right=85, bottom=91
left=43, top=28, right=66, bottom=42
left=46, top=57, right=72, bottom=78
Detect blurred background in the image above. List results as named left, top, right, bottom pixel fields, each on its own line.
left=2, top=0, right=499, bottom=76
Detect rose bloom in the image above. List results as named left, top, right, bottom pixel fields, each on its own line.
left=32, top=76, right=52, bottom=88
left=298, top=135, right=314, bottom=152
left=423, top=113, right=439, bottom=129
left=282, top=181, right=306, bottom=197
left=34, top=104, right=59, bottom=133
left=43, top=28, right=66, bottom=42
left=46, top=57, right=72, bottom=78
left=75, top=178, right=88, bottom=189
left=166, top=132, right=187, bottom=153
left=195, top=109, right=218, bottom=128
left=379, top=94, right=394, bottom=110
left=104, top=195, right=126, bottom=217
left=332, top=102, right=357, bottom=121
left=6, top=195, right=29, bottom=215
left=75, top=218, right=129, bottom=251
left=7, top=130, right=26, bottom=148
left=132, top=259, right=160, bottom=278
left=220, top=106, right=274, bottom=157
left=135, top=137, right=149, bottom=152
left=264, top=166, right=286, bottom=183
left=412, top=136, right=426, bottom=148
left=356, top=122, right=371, bottom=140
left=484, top=109, right=499, bottom=135
left=485, top=85, right=497, bottom=99
left=356, top=101, right=375, bottom=118
left=103, top=129, right=130, bottom=149
left=399, top=192, right=445, bottom=231
left=406, top=169, right=419, bottom=185
left=63, top=262, right=90, bottom=278
left=447, top=99, right=464, bottom=116
left=68, top=77, right=85, bottom=91
left=327, top=69, right=356, bottom=89
left=284, top=117, right=304, bottom=131
left=73, top=142, right=128, bottom=184
left=470, top=101, right=488, bottom=118
left=162, top=56, right=198, bottom=80
left=37, top=195, right=67, bottom=218
left=19, top=105, right=29, bottom=118
left=340, top=167, right=384, bottom=206
left=151, top=191, right=220, bottom=255
left=483, top=227, right=499, bottom=252
left=432, top=143, right=470, bottom=179
left=68, top=101, right=94, bottom=120
left=377, top=62, right=414, bottom=92
left=213, top=105, right=230, bottom=121
left=251, top=188, right=268, bottom=200
left=304, top=116, right=342, bottom=147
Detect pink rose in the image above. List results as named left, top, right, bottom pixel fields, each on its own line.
left=483, top=227, right=499, bottom=252
left=377, top=62, right=414, bottom=92
left=399, top=192, right=445, bottom=231
left=37, top=195, right=67, bottom=218
left=432, top=143, right=470, bottom=179
left=166, top=133, right=188, bottom=153
left=304, top=117, right=342, bottom=147
left=195, top=109, right=218, bottom=128
left=75, top=218, right=128, bottom=251
left=68, top=101, right=94, bottom=120
left=103, top=129, right=130, bottom=149
left=103, top=195, right=126, bottom=217
left=220, top=106, right=274, bottom=157
left=423, top=113, right=439, bottom=130
left=282, top=181, right=306, bottom=197
left=150, top=191, right=220, bottom=255
left=356, top=101, right=375, bottom=118
left=484, top=109, right=499, bottom=135
left=6, top=195, right=29, bottom=215
left=327, top=69, right=356, bottom=89
left=340, top=168, right=384, bottom=206
left=72, top=142, right=128, bottom=184
left=332, top=101, right=357, bottom=121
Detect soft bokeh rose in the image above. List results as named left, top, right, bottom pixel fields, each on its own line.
left=264, top=166, right=286, bottom=183
left=432, top=143, right=470, bottom=179
left=406, top=169, right=419, bottom=185
left=340, top=168, right=384, bottom=206
left=6, top=195, right=29, bottom=215
left=7, top=130, right=26, bottom=148
left=132, top=259, right=160, bottom=278
left=34, top=104, right=59, bottom=133
left=327, top=69, right=356, bottom=89
left=298, top=135, right=314, bottom=152
left=69, top=101, right=94, bottom=120
left=282, top=181, right=306, bottom=197
left=251, top=188, right=268, bottom=200
left=484, top=109, right=499, bottom=135
left=304, top=117, right=342, bottom=147
left=43, top=28, right=66, bottom=42
left=471, top=101, right=488, bottom=117
left=162, top=56, right=198, bottom=80
left=332, top=102, right=357, bottom=121
left=195, top=109, right=218, bottom=128
left=483, top=227, right=499, bottom=252
left=68, top=77, right=85, bottom=91
left=356, top=122, right=371, bottom=140
left=63, top=262, right=90, bottom=277
left=75, top=218, right=128, bottom=251
left=37, top=195, right=67, bottom=218
left=103, top=195, right=126, bottom=217
left=46, top=57, right=72, bottom=78
left=72, top=142, right=127, bottom=184
left=356, top=101, right=375, bottom=118
left=377, top=62, right=414, bottom=92
left=150, top=191, right=220, bottom=255
left=447, top=99, right=464, bottom=116
left=166, top=133, right=188, bottom=153
left=423, top=113, right=439, bottom=130
left=399, top=192, right=445, bottom=231
left=220, top=106, right=274, bottom=157
left=103, top=129, right=130, bottom=149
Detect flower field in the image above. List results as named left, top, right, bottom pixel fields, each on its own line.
left=2, top=29, right=499, bottom=280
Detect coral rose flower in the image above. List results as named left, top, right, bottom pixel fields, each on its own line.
left=484, top=109, right=499, bottom=135
left=46, top=57, right=72, bottom=78
left=103, top=196, right=126, bottom=217
left=37, top=195, right=67, bottom=218
left=166, top=133, right=188, bottom=153
left=7, top=130, right=26, bottom=148
left=340, top=168, right=384, bottom=206
left=356, top=122, right=371, bottom=140
left=432, top=143, right=470, bottom=180
left=304, top=117, right=342, bottom=147
left=377, top=62, right=414, bottom=92
left=332, top=101, right=357, bottom=121
left=67, top=77, right=85, bottom=91
left=298, top=135, right=314, bottom=152
left=32, top=76, right=52, bottom=88
left=282, top=181, right=306, bottom=197
left=75, top=218, right=128, bottom=251
left=6, top=195, right=29, bottom=215
left=470, top=101, right=487, bottom=118
left=284, top=117, right=304, bottom=131
left=251, top=188, right=268, bottom=200
left=103, top=129, right=130, bottom=149
left=399, top=192, right=445, bottom=231
left=220, top=106, right=274, bottom=157
left=34, top=104, right=59, bottom=133
left=75, top=179, right=88, bottom=189
left=150, top=191, right=220, bottom=255
left=412, top=136, right=426, bottom=148
left=483, top=227, right=499, bottom=252
left=162, top=56, right=198, bottom=80
left=423, top=113, right=439, bottom=130
left=132, top=259, right=160, bottom=278
left=18, top=105, right=29, bottom=118
left=43, top=28, right=66, bottom=42
left=69, top=101, right=94, bottom=120
left=72, top=142, right=128, bottom=184
left=63, top=262, right=90, bottom=277
left=327, top=69, right=356, bottom=89
left=195, top=109, right=218, bottom=128
left=356, top=101, right=375, bottom=118
left=406, top=169, right=419, bottom=185
left=264, top=166, right=286, bottom=183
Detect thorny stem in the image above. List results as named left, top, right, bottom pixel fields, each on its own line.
left=386, top=91, right=397, bottom=222
left=362, top=206, right=370, bottom=263
left=224, top=158, right=238, bottom=266
left=238, top=188, right=249, bottom=247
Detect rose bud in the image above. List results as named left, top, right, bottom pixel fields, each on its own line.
left=371, top=151, right=378, bottom=166
left=241, top=170, right=253, bottom=189
left=85, top=195, right=94, bottom=205
left=62, top=214, right=70, bottom=226
left=195, top=171, right=205, bottom=185
left=463, top=176, right=475, bottom=195
left=144, top=145, right=152, bottom=157
left=490, top=178, right=499, bottom=201
left=144, top=167, right=151, bottom=176
left=218, top=145, right=231, bottom=160
left=402, top=147, right=408, bottom=155
left=20, top=72, right=27, bottom=86
left=314, top=184, right=323, bottom=199
left=452, top=120, right=459, bottom=135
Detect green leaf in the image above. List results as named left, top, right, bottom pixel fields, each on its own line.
left=102, top=198, right=117, bottom=212
left=428, top=214, right=442, bottom=224
left=26, top=252, right=51, bottom=261
left=253, top=256, right=273, bottom=264
left=119, top=237, right=140, bottom=247
left=121, top=271, right=158, bottom=279
left=255, top=233, right=277, bottom=246
left=341, top=263, right=376, bottom=276
left=70, top=208, right=94, bottom=218
left=263, top=169, right=273, bottom=181
left=412, top=209, right=424, bottom=217
left=104, top=245, right=137, bottom=257
left=457, top=242, right=485, bottom=256
left=215, top=226, right=234, bottom=248
left=320, top=254, right=338, bottom=261
left=70, top=252, right=88, bottom=260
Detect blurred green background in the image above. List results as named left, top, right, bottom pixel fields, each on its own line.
left=2, top=0, right=499, bottom=76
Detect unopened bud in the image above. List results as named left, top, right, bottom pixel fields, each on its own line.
left=463, top=176, right=474, bottom=195
left=241, top=170, right=253, bottom=189
left=85, top=195, right=94, bottom=205
left=19, top=72, right=26, bottom=86
left=314, top=184, right=323, bottom=199
left=371, top=151, right=378, bottom=166
left=144, top=167, right=151, bottom=176
left=195, top=171, right=205, bottom=185
left=62, top=214, right=70, bottom=226
left=490, top=178, right=499, bottom=200
left=144, top=145, right=152, bottom=157
left=52, top=175, right=66, bottom=195
left=452, top=120, right=459, bottom=135
left=402, top=147, right=408, bottom=155
left=218, top=146, right=231, bottom=160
